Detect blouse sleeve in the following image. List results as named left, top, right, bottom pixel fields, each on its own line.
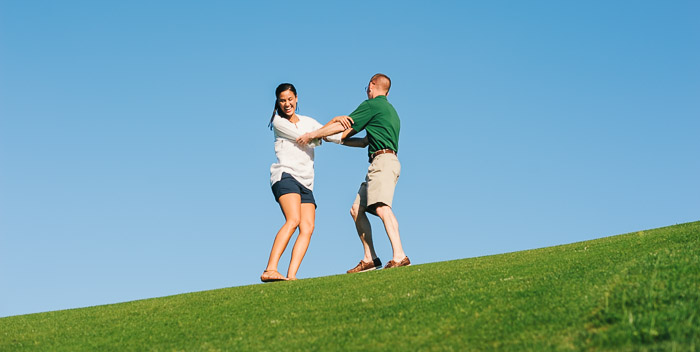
left=324, top=131, right=343, bottom=144
left=273, top=115, right=322, bottom=147
left=309, top=118, right=342, bottom=145
left=272, top=116, right=303, bottom=141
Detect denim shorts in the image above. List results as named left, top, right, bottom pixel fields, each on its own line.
left=271, top=172, right=316, bottom=206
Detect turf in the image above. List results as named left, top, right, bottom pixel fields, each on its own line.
left=1, top=221, right=698, bottom=351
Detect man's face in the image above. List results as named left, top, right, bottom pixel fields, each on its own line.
left=366, top=80, right=376, bottom=99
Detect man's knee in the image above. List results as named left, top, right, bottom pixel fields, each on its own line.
left=350, top=204, right=365, bottom=220
left=373, top=203, right=392, bottom=218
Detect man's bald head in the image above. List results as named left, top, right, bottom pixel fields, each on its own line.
left=370, top=73, right=391, bottom=95
left=365, top=73, right=392, bottom=99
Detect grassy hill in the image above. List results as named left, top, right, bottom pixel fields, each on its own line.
left=1, top=221, right=698, bottom=351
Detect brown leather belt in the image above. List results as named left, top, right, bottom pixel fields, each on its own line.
left=369, top=149, right=397, bottom=163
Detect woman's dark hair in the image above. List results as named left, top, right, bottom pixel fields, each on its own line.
left=269, top=83, right=297, bottom=129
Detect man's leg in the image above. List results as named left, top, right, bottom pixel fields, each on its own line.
left=374, top=204, right=406, bottom=263
left=350, top=203, right=378, bottom=263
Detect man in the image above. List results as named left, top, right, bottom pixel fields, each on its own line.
left=297, top=73, right=410, bottom=272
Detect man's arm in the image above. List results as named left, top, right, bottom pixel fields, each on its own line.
left=341, top=135, right=369, bottom=148
left=297, top=116, right=353, bottom=145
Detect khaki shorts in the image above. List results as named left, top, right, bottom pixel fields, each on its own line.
left=354, top=153, right=401, bottom=213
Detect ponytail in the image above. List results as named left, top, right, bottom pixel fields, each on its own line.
left=268, top=99, right=278, bottom=130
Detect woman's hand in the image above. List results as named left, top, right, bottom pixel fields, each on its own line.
left=297, top=133, right=313, bottom=146
left=330, top=115, right=354, bottom=130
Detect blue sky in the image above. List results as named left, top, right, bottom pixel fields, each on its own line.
left=1, top=1, right=698, bottom=318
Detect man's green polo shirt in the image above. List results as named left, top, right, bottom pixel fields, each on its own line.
left=349, top=95, right=400, bottom=157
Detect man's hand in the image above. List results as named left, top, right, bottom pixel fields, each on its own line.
left=330, top=115, right=354, bottom=130
left=297, top=132, right=314, bottom=146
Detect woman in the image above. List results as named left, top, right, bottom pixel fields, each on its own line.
left=262, top=83, right=349, bottom=282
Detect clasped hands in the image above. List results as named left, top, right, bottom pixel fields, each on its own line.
left=296, top=116, right=354, bottom=146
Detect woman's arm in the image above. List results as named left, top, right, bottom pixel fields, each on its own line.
left=320, top=116, right=349, bottom=144
left=329, top=115, right=354, bottom=129
left=273, top=116, right=326, bottom=147
left=297, top=116, right=353, bottom=145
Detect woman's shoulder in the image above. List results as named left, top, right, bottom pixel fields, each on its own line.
left=271, top=114, right=287, bottom=126
left=273, top=114, right=315, bottom=123
left=297, top=114, right=323, bottom=129
left=296, top=114, right=317, bottom=123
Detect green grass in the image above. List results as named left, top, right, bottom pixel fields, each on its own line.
left=2, top=222, right=699, bottom=351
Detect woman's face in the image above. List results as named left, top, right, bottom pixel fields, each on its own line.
left=277, top=90, right=297, bottom=117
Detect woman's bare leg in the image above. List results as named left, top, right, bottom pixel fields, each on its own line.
left=287, top=203, right=315, bottom=279
left=264, top=193, right=301, bottom=279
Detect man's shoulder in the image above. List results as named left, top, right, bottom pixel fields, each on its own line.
left=357, top=99, right=372, bottom=107
left=350, top=99, right=372, bottom=116
left=357, top=97, right=386, bottom=110
left=369, top=96, right=393, bottom=108
left=370, top=96, right=397, bottom=114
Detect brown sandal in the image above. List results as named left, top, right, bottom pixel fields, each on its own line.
left=261, top=270, right=286, bottom=282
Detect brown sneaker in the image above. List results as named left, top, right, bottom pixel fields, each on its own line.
left=384, top=256, right=411, bottom=269
left=346, top=258, right=382, bottom=273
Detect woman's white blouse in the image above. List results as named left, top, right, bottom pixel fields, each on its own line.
left=270, top=114, right=341, bottom=190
